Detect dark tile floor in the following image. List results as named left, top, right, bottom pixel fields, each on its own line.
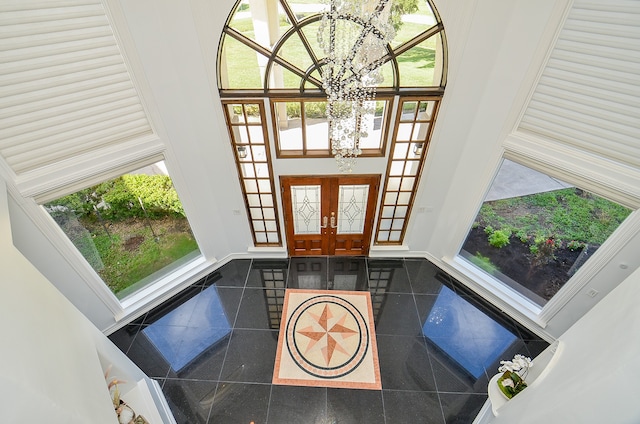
left=109, top=257, right=548, bottom=424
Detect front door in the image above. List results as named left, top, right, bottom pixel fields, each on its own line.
left=281, top=175, right=380, bottom=256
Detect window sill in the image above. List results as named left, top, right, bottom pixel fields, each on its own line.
left=116, top=254, right=214, bottom=323
left=445, top=255, right=547, bottom=329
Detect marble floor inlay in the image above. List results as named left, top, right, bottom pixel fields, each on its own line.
left=273, top=289, right=381, bottom=389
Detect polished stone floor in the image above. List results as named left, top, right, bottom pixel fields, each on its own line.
left=109, top=257, right=549, bottom=424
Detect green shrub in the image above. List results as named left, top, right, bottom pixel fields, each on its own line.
left=484, top=225, right=494, bottom=235
left=470, top=252, right=499, bottom=274
left=100, top=175, right=184, bottom=220
left=488, top=229, right=510, bottom=248
left=567, top=240, right=586, bottom=251
left=515, top=230, right=528, bottom=243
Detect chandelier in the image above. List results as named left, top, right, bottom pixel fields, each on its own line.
left=318, top=0, right=395, bottom=172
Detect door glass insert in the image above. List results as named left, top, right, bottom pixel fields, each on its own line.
left=337, top=184, right=369, bottom=234
left=291, top=185, right=321, bottom=235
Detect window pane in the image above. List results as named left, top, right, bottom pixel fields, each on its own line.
left=384, top=192, right=398, bottom=204
left=43, top=160, right=200, bottom=300
left=244, top=179, right=258, bottom=193
left=400, top=177, right=415, bottom=191
left=279, top=34, right=314, bottom=75
left=391, top=1, right=437, bottom=48
left=393, top=142, right=409, bottom=159
left=248, top=126, right=264, bottom=144
left=275, top=101, right=303, bottom=151
left=389, top=161, right=405, bottom=176
left=252, top=145, right=267, bottom=161
left=412, top=123, right=429, bottom=141
left=398, top=34, right=442, bottom=87
left=265, top=221, right=277, bottom=231
left=388, top=177, right=401, bottom=191
left=359, top=100, right=385, bottom=150
left=255, top=163, right=270, bottom=178
left=391, top=219, right=404, bottom=230
left=260, top=194, right=273, bottom=207
left=220, top=35, right=264, bottom=89
left=395, top=206, right=408, bottom=218
left=397, top=123, right=413, bottom=141
left=263, top=208, right=276, bottom=220
left=397, top=192, right=411, bottom=205
left=247, top=194, right=260, bottom=207
left=241, top=163, right=255, bottom=178
left=459, top=159, right=633, bottom=306
left=305, top=101, right=329, bottom=150
left=258, top=179, right=272, bottom=193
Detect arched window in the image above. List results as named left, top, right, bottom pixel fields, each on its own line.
left=218, top=0, right=447, bottom=246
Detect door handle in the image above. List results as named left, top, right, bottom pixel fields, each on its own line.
left=321, top=216, right=328, bottom=229
left=330, top=212, right=337, bottom=229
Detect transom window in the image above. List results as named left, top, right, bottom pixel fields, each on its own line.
left=272, top=98, right=391, bottom=157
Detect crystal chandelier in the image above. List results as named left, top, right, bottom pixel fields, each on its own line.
left=318, top=0, right=395, bottom=172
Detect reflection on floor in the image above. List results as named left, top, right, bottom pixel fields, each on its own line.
left=109, top=257, right=549, bottom=424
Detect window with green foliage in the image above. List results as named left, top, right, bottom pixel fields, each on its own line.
left=44, top=160, right=201, bottom=300
left=272, top=99, right=390, bottom=157
left=459, top=160, right=632, bottom=306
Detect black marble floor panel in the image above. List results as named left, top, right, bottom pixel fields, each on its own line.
left=109, top=257, right=548, bottom=423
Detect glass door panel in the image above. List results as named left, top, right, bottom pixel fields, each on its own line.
left=281, top=175, right=380, bottom=256
left=337, top=185, right=369, bottom=234
left=291, top=185, right=322, bottom=235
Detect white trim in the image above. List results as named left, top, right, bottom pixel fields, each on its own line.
left=472, top=400, right=493, bottom=424
left=369, top=244, right=411, bottom=258
left=246, top=246, right=288, bottom=258
left=437, top=253, right=555, bottom=342
left=18, top=195, right=125, bottom=317
left=118, top=254, right=213, bottom=318
left=21, top=136, right=165, bottom=201
left=448, top=255, right=544, bottom=324
left=505, top=131, right=640, bottom=209
left=103, top=252, right=253, bottom=334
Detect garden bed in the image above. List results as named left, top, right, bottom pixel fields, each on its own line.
left=461, top=226, right=599, bottom=304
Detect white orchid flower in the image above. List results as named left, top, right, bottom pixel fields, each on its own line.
left=501, top=378, right=515, bottom=388
left=498, top=354, right=533, bottom=374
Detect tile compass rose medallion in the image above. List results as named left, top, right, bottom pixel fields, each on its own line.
left=273, top=289, right=381, bottom=390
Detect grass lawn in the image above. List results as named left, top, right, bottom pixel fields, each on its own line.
left=475, top=188, right=631, bottom=245
left=88, top=217, right=199, bottom=296
left=223, top=8, right=438, bottom=90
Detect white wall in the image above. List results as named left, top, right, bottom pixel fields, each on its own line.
left=6, top=0, right=638, bottom=343
left=404, top=0, right=640, bottom=338
left=487, top=263, right=640, bottom=424
left=0, top=179, right=116, bottom=424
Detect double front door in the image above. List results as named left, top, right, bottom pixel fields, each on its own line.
left=281, top=175, right=380, bottom=256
